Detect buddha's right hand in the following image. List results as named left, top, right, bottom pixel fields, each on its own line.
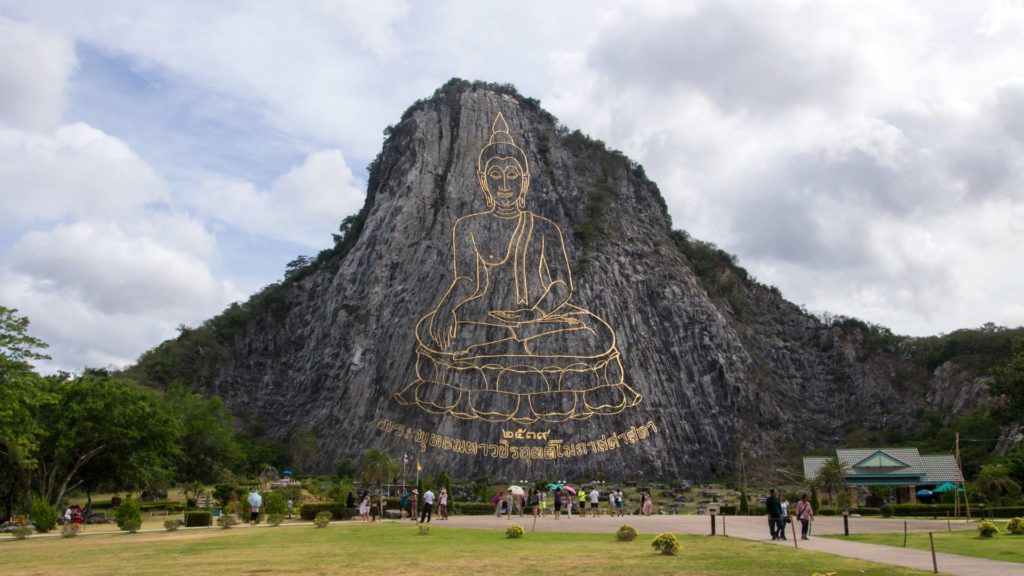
left=429, top=309, right=458, bottom=350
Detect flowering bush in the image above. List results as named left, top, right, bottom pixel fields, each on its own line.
left=313, top=511, right=331, bottom=528
left=1006, top=517, right=1024, bottom=535
left=506, top=524, right=524, bottom=539
left=616, top=524, right=638, bottom=541
left=217, top=515, right=238, bottom=529
left=651, top=532, right=680, bottom=555
left=977, top=521, right=999, bottom=538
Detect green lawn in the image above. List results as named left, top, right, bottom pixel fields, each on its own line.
left=824, top=523, right=1024, bottom=565
left=1, top=521, right=943, bottom=576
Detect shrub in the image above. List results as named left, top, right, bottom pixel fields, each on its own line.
left=651, top=532, right=680, bottom=555
left=264, top=492, right=287, bottom=515
left=217, top=515, right=238, bottom=529
left=314, top=511, right=332, bottom=528
left=30, top=500, right=59, bottom=533
left=268, top=513, right=285, bottom=526
left=62, top=524, right=80, bottom=538
left=12, top=526, right=32, bottom=540
left=418, top=524, right=430, bottom=535
left=880, top=504, right=894, bottom=518
left=300, top=502, right=357, bottom=521
left=115, top=499, right=143, bottom=533
left=164, top=519, right=181, bottom=531
left=506, top=524, right=524, bottom=538
left=617, top=524, right=638, bottom=541
left=1007, top=517, right=1024, bottom=535
left=978, top=521, right=999, bottom=538
left=184, top=511, right=212, bottom=527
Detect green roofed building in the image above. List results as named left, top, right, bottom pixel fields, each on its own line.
left=803, top=448, right=964, bottom=505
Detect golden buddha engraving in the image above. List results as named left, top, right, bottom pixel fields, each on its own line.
left=394, top=112, right=641, bottom=423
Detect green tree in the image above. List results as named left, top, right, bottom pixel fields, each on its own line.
left=815, top=456, right=848, bottom=507
left=334, top=457, right=357, bottom=479
left=163, top=383, right=240, bottom=483
left=31, top=374, right=181, bottom=506
left=289, top=428, right=321, bottom=472
left=739, top=488, right=750, bottom=515
left=992, top=337, right=1024, bottom=424
left=974, top=463, right=1022, bottom=505
left=359, top=448, right=397, bottom=489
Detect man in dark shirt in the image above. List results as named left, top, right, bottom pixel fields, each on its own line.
left=765, top=489, right=783, bottom=540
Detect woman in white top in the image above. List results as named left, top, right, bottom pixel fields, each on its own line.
left=358, top=493, right=371, bottom=522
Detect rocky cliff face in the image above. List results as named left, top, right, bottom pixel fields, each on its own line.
left=175, top=81, right=984, bottom=481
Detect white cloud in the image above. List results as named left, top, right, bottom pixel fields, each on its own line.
left=0, top=123, right=168, bottom=227
left=186, top=149, right=365, bottom=248
left=0, top=16, right=76, bottom=131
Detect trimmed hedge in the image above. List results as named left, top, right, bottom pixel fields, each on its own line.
left=300, top=503, right=357, bottom=521
left=184, top=511, right=213, bottom=527
left=450, top=502, right=497, bottom=515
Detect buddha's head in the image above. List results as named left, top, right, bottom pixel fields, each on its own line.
left=477, top=112, right=530, bottom=211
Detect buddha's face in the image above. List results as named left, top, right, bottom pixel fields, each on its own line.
left=479, top=156, right=530, bottom=209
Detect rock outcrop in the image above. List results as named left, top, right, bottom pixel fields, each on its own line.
left=157, top=81, right=989, bottom=481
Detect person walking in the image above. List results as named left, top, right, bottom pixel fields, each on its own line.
left=531, top=489, right=541, bottom=518
left=566, top=491, right=573, bottom=518
left=246, top=488, right=263, bottom=525
left=779, top=495, right=790, bottom=540
left=579, top=489, right=587, bottom=516
left=553, top=488, right=562, bottom=520
left=589, top=487, right=600, bottom=518
left=419, top=488, right=434, bottom=524
left=399, top=490, right=410, bottom=520
left=492, top=490, right=505, bottom=517
left=795, top=493, right=815, bottom=540
left=438, top=489, right=448, bottom=520
left=286, top=498, right=294, bottom=519
left=765, top=489, right=783, bottom=540
left=358, top=493, right=370, bottom=522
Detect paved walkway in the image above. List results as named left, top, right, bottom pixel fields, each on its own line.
left=424, top=513, right=1022, bottom=576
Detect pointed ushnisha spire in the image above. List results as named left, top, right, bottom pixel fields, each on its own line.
left=489, top=112, right=515, bottom=145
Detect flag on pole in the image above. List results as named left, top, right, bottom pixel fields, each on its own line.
left=403, top=453, right=409, bottom=465
left=416, top=460, right=422, bottom=472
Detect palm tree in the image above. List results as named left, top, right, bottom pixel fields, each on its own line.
left=358, top=449, right=398, bottom=490
left=815, top=456, right=848, bottom=506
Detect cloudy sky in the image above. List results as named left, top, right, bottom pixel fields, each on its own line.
left=2, top=1, right=1023, bottom=373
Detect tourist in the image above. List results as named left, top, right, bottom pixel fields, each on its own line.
left=589, top=487, right=600, bottom=517
left=246, top=488, right=263, bottom=525
left=286, top=498, right=294, bottom=519
left=566, top=491, right=573, bottom=518
left=410, top=489, right=419, bottom=521
left=641, top=488, right=652, bottom=516
left=358, top=492, right=370, bottom=522
left=346, top=491, right=356, bottom=509
left=419, top=488, right=434, bottom=524
left=399, top=490, right=410, bottom=520
left=553, top=488, right=562, bottom=520
left=492, top=490, right=504, bottom=517
left=531, top=489, right=541, bottom=518
left=796, top=494, right=815, bottom=540
left=438, top=489, right=448, bottom=520
left=766, top=489, right=783, bottom=540
left=779, top=495, right=790, bottom=540
left=539, top=490, right=547, bottom=517
left=579, top=489, right=587, bottom=516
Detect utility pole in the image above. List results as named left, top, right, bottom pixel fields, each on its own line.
left=954, top=432, right=971, bottom=520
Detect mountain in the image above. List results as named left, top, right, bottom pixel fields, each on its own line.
left=129, top=80, right=1008, bottom=481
